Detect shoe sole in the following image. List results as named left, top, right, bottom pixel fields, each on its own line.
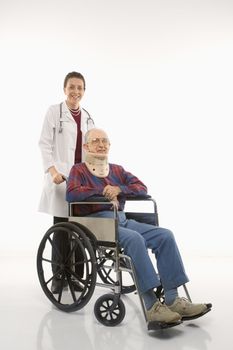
left=148, top=320, right=182, bottom=330
left=181, top=303, right=212, bottom=321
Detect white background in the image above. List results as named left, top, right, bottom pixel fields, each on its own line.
left=0, top=0, right=232, bottom=257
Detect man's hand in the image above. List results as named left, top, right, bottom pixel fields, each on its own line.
left=103, top=185, right=121, bottom=201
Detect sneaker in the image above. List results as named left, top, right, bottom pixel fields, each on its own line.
left=146, top=301, right=181, bottom=323
left=168, top=297, right=209, bottom=320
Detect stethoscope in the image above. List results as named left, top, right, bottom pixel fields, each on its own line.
left=58, top=102, right=95, bottom=133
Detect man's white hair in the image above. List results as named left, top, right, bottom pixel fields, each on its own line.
left=84, top=128, right=108, bottom=143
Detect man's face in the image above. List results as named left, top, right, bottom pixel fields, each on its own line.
left=84, top=130, right=110, bottom=155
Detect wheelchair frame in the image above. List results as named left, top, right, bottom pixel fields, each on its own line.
left=37, top=195, right=193, bottom=330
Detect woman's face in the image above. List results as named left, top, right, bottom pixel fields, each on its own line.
left=64, top=77, right=85, bottom=109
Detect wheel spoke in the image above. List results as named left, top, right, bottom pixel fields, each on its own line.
left=42, top=257, right=52, bottom=264
left=64, top=239, right=79, bottom=264
left=68, top=258, right=92, bottom=269
left=57, top=273, right=67, bottom=303
left=45, top=270, right=63, bottom=285
left=66, top=274, right=77, bottom=302
left=48, top=236, right=63, bottom=260
left=112, top=310, right=120, bottom=317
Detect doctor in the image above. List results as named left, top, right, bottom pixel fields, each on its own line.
left=38, top=71, right=95, bottom=293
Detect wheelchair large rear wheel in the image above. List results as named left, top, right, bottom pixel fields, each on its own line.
left=37, top=222, right=97, bottom=312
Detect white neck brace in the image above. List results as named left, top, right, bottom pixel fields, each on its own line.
left=85, top=152, right=109, bottom=178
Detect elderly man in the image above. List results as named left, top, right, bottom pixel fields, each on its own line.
left=66, top=128, right=211, bottom=326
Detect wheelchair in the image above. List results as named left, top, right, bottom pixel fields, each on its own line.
left=37, top=195, right=210, bottom=330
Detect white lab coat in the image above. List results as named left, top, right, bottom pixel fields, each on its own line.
left=38, top=101, right=94, bottom=217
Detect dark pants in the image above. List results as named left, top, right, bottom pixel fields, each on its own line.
left=52, top=217, right=84, bottom=278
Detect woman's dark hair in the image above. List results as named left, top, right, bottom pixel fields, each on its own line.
left=63, top=71, right=86, bottom=90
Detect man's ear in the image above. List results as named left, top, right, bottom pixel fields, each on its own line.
left=83, top=143, right=89, bottom=151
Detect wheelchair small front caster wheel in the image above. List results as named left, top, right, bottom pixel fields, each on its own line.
left=94, top=294, right=125, bottom=326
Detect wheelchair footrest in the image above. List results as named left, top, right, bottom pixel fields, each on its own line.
left=147, top=320, right=182, bottom=331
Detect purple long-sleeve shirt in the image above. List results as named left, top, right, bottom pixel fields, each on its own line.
left=66, top=163, right=147, bottom=215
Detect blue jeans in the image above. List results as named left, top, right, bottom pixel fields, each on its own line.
left=87, top=211, right=189, bottom=294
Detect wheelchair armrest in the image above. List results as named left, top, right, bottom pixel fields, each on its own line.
left=78, top=195, right=152, bottom=202
left=124, top=194, right=159, bottom=226
left=125, top=194, right=152, bottom=201
left=68, top=196, right=111, bottom=207
left=125, top=212, right=158, bottom=226
left=69, top=194, right=151, bottom=205
left=81, top=196, right=110, bottom=202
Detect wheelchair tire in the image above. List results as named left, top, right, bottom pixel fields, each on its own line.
left=94, top=294, right=125, bottom=326
left=37, top=222, right=97, bottom=312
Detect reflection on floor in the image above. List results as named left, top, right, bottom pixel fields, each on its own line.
left=0, top=254, right=232, bottom=350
